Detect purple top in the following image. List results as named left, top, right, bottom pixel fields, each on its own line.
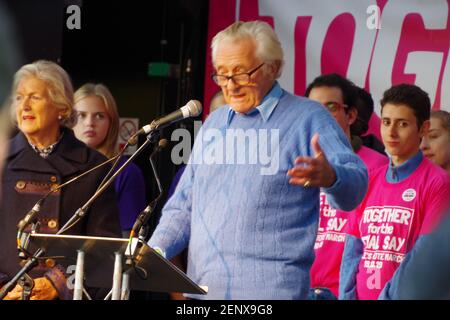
left=167, top=165, right=186, bottom=200
left=113, top=156, right=147, bottom=231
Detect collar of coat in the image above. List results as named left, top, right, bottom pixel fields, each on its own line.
left=6, top=127, right=91, bottom=177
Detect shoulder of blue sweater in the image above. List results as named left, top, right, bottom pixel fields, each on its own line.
left=203, top=93, right=328, bottom=127
left=279, top=90, right=329, bottom=116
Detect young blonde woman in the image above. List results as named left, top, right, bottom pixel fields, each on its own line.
left=72, top=83, right=147, bottom=237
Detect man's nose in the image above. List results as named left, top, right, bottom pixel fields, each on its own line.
left=388, top=124, right=398, bottom=137
left=226, top=77, right=239, bottom=90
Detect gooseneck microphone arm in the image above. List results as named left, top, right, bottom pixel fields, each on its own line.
left=1, top=152, right=130, bottom=300
left=126, top=99, right=202, bottom=145
left=60, top=100, right=200, bottom=234
left=2, top=100, right=202, bottom=300
left=1, top=153, right=126, bottom=300
left=16, top=153, right=122, bottom=240
left=58, top=131, right=160, bottom=235
left=130, top=139, right=167, bottom=239
left=149, top=140, right=166, bottom=195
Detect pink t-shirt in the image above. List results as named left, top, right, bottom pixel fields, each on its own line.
left=347, top=158, right=450, bottom=300
left=310, top=146, right=388, bottom=297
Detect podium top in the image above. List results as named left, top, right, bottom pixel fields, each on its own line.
left=30, top=233, right=206, bottom=295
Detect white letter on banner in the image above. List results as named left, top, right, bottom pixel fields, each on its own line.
left=405, top=52, right=444, bottom=107
left=366, top=4, right=382, bottom=30
left=258, top=0, right=377, bottom=90
left=370, top=0, right=448, bottom=115
left=66, top=5, right=81, bottom=30
left=171, top=128, right=191, bottom=165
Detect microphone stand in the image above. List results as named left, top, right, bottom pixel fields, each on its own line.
left=105, top=136, right=166, bottom=300
left=96, top=139, right=135, bottom=194
left=0, top=137, right=151, bottom=300
left=0, top=154, right=125, bottom=300
left=15, top=154, right=122, bottom=245
left=58, top=131, right=160, bottom=235
left=0, top=248, right=44, bottom=300
left=131, top=139, right=165, bottom=242
left=2, top=128, right=169, bottom=299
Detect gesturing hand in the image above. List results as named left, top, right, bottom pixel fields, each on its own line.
left=287, top=133, right=337, bottom=188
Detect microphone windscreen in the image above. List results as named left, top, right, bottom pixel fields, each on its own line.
left=186, top=100, right=202, bottom=117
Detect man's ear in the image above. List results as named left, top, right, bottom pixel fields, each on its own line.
left=419, top=119, right=430, bottom=138
left=266, top=61, right=281, bottom=78
left=347, top=107, right=358, bottom=126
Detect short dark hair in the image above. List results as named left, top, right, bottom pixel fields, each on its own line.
left=380, top=84, right=430, bottom=128
left=351, top=87, right=374, bottom=136
left=305, top=73, right=357, bottom=111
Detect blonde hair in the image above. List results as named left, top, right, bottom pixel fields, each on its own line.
left=211, top=20, right=284, bottom=78
left=74, top=83, right=119, bottom=158
left=11, top=60, right=74, bottom=126
left=431, top=110, right=450, bottom=134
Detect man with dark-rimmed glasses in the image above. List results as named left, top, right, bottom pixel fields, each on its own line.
left=211, top=62, right=264, bottom=87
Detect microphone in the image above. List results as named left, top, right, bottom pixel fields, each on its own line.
left=10, top=150, right=125, bottom=300
left=127, top=100, right=202, bottom=145
left=15, top=154, right=121, bottom=242
left=17, top=199, right=44, bottom=233
left=59, top=135, right=167, bottom=234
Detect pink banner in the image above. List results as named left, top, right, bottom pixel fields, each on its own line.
left=204, top=0, right=450, bottom=140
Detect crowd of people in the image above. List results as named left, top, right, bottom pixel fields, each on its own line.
left=1, top=17, right=449, bottom=300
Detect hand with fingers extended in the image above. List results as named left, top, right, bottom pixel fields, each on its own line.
left=287, top=133, right=337, bottom=188
left=2, top=277, right=58, bottom=300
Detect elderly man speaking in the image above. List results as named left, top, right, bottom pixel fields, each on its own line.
left=149, top=20, right=368, bottom=300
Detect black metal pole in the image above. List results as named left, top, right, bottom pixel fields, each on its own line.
left=0, top=248, right=44, bottom=299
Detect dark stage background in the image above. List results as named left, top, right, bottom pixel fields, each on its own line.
left=4, top=0, right=209, bottom=299
left=5, top=0, right=209, bottom=239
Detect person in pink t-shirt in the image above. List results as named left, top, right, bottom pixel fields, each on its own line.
left=305, top=74, right=388, bottom=299
left=340, top=84, right=450, bottom=300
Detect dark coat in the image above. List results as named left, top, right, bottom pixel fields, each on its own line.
left=0, top=127, right=121, bottom=281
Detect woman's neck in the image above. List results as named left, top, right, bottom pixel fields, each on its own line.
left=26, top=127, right=61, bottom=149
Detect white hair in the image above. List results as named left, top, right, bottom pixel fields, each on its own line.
left=11, top=60, right=74, bottom=126
left=211, top=20, right=284, bottom=78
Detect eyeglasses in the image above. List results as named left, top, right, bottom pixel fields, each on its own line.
left=323, top=101, right=348, bottom=113
left=211, top=63, right=265, bottom=87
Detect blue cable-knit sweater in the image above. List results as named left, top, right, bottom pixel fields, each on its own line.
left=149, top=82, right=368, bottom=299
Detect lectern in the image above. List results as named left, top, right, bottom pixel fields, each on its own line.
left=30, top=233, right=207, bottom=300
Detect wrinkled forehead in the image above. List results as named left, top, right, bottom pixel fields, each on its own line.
left=214, top=37, right=258, bottom=70
left=16, top=76, right=48, bottom=95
